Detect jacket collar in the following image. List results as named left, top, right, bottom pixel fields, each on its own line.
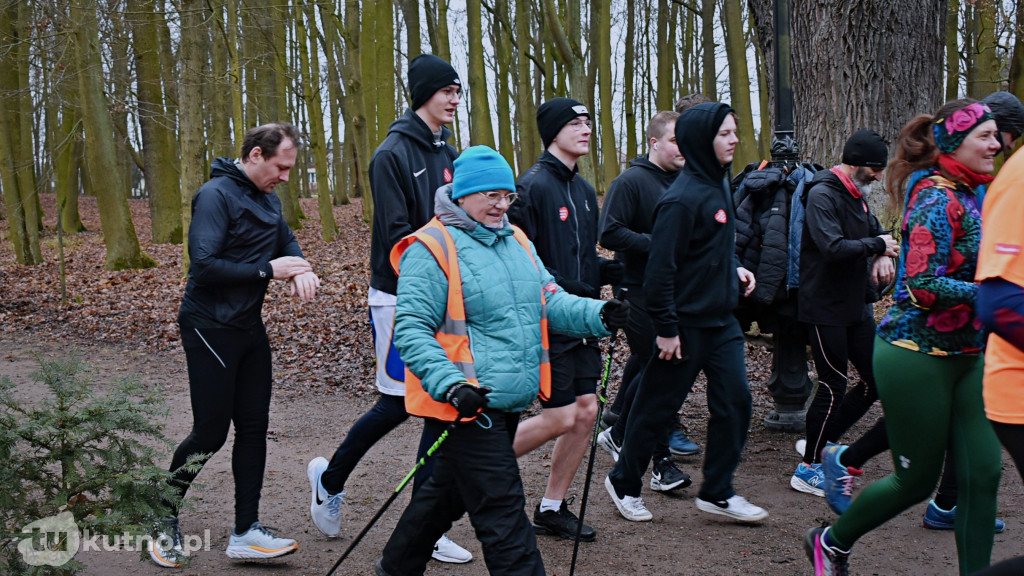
left=537, top=150, right=578, bottom=182
left=434, top=184, right=512, bottom=245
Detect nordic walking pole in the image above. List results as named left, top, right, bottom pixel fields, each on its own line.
left=569, top=287, right=627, bottom=576
left=324, top=416, right=463, bottom=576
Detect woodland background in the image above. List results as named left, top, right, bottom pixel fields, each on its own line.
left=1, top=0, right=1023, bottom=271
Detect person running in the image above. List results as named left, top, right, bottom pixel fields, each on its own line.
left=151, top=123, right=317, bottom=567
left=805, top=98, right=1003, bottom=576
left=306, top=54, right=471, bottom=564
left=596, top=110, right=692, bottom=492
left=972, top=105, right=1024, bottom=576
left=789, top=130, right=897, bottom=498
left=604, top=102, right=768, bottom=526
left=373, top=146, right=628, bottom=576
left=508, top=97, right=624, bottom=541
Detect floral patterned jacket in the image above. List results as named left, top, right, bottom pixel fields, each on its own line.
left=877, top=172, right=985, bottom=355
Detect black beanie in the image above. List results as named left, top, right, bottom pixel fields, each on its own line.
left=982, top=91, right=1024, bottom=137
left=537, top=97, right=590, bottom=148
left=408, top=54, right=460, bottom=111
left=841, top=129, right=888, bottom=168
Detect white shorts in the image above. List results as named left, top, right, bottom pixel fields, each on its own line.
left=369, top=288, right=405, bottom=396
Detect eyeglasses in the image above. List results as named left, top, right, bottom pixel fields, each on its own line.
left=477, top=191, right=518, bottom=206
left=567, top=118, right=592, bottom=131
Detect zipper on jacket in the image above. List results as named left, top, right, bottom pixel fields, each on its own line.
left=566, top=182, right=582, bottom=281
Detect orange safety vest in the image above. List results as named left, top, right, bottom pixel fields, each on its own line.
left=390, top=217, right=552, bottom=421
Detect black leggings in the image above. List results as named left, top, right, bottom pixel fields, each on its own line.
left=168, top=325, right=274, bottom=530
left=969, top=422, right=1024, bottom=576
left=804, top=314, right=878, bottom=464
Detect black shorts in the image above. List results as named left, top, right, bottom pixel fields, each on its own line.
left=541, top=344, right=602, bottom=408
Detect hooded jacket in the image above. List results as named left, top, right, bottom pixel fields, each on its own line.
left=393, top=185, right=609, bottom=412
left=645, top=102, right=741, bottom=335
left=178, top=157, right=303, bottom=329
left=798, top=169, right=887, bottom=326
left=599, top=155, right=679, bottom=294
left=369, top=109, right=459, bottom=295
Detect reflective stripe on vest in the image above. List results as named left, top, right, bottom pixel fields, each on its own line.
left=389, top=217, right=552, bottom=421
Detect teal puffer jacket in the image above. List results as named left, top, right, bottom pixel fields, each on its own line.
left=394, top=185, right=611, bottom=413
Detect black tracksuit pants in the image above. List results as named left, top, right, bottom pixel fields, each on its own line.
left=380, top=410, right=544, bottom=576
left=803, top=312, right=878, bottom=464
left=168, top=324, right=274, bottom=530
left=609, top=320, right=752, bottom=501
left=610, top=296, right=673, bottom=460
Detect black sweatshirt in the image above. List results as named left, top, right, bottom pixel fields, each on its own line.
left=599, top=155, right=679, bottom=294
left=645, top=103, right=741, bottom=336
left=369, top=110, right=459, bottom=295
left=179, top=157, right=304, bottom=329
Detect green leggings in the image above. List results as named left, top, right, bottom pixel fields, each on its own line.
left=830, top=337, right=1001, bottom=576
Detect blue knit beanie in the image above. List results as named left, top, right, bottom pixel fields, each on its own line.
left=451, top=146, right=516, bottom=200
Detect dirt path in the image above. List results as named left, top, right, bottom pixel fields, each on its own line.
left=3, top=335, right=1022, bottom=576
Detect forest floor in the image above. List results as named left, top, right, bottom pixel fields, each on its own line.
left=1, top=195, right=1022, bottom=575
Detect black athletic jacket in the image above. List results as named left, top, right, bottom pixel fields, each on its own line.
left=798, top=169, right=887, bottom=326
left=369, top=110, right=459, bottom=295
left=599, top=155, right=679, bottom=295
left=178, top=157, right=303, bottom=329
left=646, top=103, right=741, bottom=335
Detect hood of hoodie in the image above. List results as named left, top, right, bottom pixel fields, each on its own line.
left=209, top=157, right=260, bottom=194
left=629, top=154, right=679, bottom=185
left=386, top=109, right=454, bottom=153
left=675, top=102, right=735, bottom=183
left=434, top=183, right=512, bottom=241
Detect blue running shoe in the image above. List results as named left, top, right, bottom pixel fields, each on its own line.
left=669, top=429, right=699, bottom=456
left=791, top=462, right=825, bottom=497
left=821, top=444, right=862, bottom=515
left=923, top=500, right=1006, bottom=533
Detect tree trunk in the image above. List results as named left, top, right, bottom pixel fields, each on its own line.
left=178, top=0, right=209, bottom=274
left=493, top=0, right=515, bottom=167
left=318, top=0, right=349, bottom=205
left=701, top=0, right=717, bottom=100
left=71, top=0, right=154, bottom=269
left=595, top=0, right=618, bottom=190
left=656, top=0, right=672, bottom=110
left=298, top=1, right=338, bottom=241
left=750, top=0, right=946, bottom=166
left=966, top=0, right=1000, bottom=99
left=945, top=0, right=960, bottom=101
left=624, top=0, right=636, bottom=159
left=399, top=0, right=421, bottom=58
left=514, top=0, right=538, bottom=165
left=722, top=0, right=758, bottom=168
left=0, top=3, right=31, bottom=262
left=129, top=0, right=182, bottom=244
left=227, top=0, right=245, bottom=144
left=339, top=0, right=374, bottom=222
left=467, top=0, right=495, bottom=146
left=1009, top=0, right=1024, bottom=99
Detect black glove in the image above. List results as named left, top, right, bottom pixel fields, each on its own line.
left=559, top=278, right=595, bottom=297
left=446, top=383, right=491, bottom=418
left=599, top=259, right=625, bottom=286
left=600, top=298, right=630, bottom=330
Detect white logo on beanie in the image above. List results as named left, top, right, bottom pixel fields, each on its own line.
left=572, top=105, right=588, bottom=115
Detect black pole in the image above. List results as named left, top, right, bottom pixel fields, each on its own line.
left=771, top=0, right=800, bottom=163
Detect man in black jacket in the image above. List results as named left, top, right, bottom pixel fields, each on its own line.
left=596, top=110, right=692, bottom=492
left=306, top=54, right=472, bottom=564
left=153, top=123, right=317, bottom=567
left=604, top=102, right=768, bottom=525
left=790, top=130, right=898, bottom=497
left=509, top=97, right=623, bottom=541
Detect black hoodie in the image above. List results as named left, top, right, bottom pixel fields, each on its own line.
left=598, top=155, right=679, bottom=294
left=369, top=109, right=459, bottom=295
left=645, top=102, right=741, bottom=335
left=178, top=157, right=304, bottom=329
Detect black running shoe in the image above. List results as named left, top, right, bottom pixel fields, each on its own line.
left=532, top=500, right=596, bottom=541
left=650, top=457, right=692, bottom=492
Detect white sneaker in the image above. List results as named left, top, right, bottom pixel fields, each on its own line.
left=149, top=517, right=187, bottom=568
left=597, top=428, right=621, bottom=462
left=225, top=522, right=298, bottom=559
left=308, top=457, right=344, bottom=537
left=695, top=495, right=768, bottom=523
left=795, top=438, right=807, bottom=457
left=605, top=475, right=652, bottom=521
left=431, top=534, right=472, bottom=563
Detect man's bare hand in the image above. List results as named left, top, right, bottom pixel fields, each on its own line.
left=270, top=256, right=312, bottom=280
left=288, top=271, right=321, bottom=301
left=656, top=335, right=683, bottom=361
left=871, top=256, right=895, bottom=288
left=737, top=267, right=756, bottom=297
left=879, top=234, right=899, bottom=258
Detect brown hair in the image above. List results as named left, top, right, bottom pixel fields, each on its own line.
left=241, top=123, right=302, bottom=162
left=674, top=93, right=711, bottom=113
left=884, top=98, right=977, bottom=215
left=647, top=111, right=680, bottom=141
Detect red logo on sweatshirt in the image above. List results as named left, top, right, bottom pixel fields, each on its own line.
left=443, top=168, right=453, bottom=183
left=714, top=209, right=727, bottom=223
left=544, top=282, right=559, bottom=294
left=559, top=207, right=569, bottom=221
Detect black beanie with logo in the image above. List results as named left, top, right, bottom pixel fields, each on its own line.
left=841, top=129, right=888, bottom=168
left=536, top=97, right=590, bottom=148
